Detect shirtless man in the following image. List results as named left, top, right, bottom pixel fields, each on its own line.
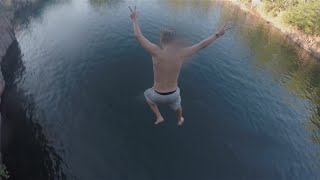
left=129, top=6, right=230, bottom=126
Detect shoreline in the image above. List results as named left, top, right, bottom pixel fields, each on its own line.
left=225, top=0, right=320, bottom=59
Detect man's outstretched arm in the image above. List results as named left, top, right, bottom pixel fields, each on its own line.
left=181, top=23, right=231, bottom=58
left=129, top=6, right=159, bottom=55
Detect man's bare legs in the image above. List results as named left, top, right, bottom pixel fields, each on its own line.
left=176, top=107, right=184, bottom=126
left=146, top=100, right=164, bottom=125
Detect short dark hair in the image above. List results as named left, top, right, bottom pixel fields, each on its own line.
left=160, top=28, right=176, bottom=45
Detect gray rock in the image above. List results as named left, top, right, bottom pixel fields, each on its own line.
left=0, top=0, right=16, bottom=167
left=0, top=13, right=15, bottom=62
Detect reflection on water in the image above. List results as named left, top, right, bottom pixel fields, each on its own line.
left=178, top=1, right=320, bottom=151
left=13, top=0, right=71, bottom=31
left=2, top=0, right=320, bottom=179
left=1, top=42, right=67, bottom=180
left=224, top=5, right=320, bottom=147
left=88, top=0, right=122, bottom=8
left=165, top=0, right=213, bottom=8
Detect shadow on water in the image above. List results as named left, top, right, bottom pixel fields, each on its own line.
left=0, top=41, right=67, bottom=180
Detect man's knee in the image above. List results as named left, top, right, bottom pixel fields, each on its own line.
left=143, top=90, right=148, bottom=100
left=144, top=89, right=154, bottom=104
left=171, top=104, right=181, bottom=111
left=146, top=100, right=155, bottom=106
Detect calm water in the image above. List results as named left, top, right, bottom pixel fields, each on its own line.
left=1, top=0, right=320, bottom=179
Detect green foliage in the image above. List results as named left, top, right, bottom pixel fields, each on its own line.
left=282, top=1, right=320, bottom=35
left=0, top=164, right=9, bottom=180
left=262, top=0, right=320, bottom=35
left=263, top=0, right=299, bottom=16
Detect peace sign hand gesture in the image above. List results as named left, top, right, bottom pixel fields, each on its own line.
left=216, top=23, right=232, bottom=37
left=129, top=6, right=139, bottom=21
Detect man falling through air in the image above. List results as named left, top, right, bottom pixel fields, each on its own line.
left=129, top=6, right=230, bottom=126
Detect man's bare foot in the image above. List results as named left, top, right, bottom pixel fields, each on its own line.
left=177, top=117, right=184, bottom=126
left=155, top=117, right=164, bottom=125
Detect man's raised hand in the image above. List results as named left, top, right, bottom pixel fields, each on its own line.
left=129, top=6, right=139, bottom=21
left=216, top=22, right=232, bottom=37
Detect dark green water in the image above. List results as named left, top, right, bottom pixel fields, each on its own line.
left=1, top=0, right=320, bottom=179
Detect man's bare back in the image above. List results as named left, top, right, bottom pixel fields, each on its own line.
left=152, top=48, right=184, bottom=92
left=129, top=6, right=230, bottom=125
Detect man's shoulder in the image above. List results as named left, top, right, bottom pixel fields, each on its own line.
left=150, top=48, right=163, bottom=58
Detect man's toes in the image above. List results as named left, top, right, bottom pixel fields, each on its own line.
left=155, top=118, right=164, bottom=125
left=178, top=117, right=184, bottom=126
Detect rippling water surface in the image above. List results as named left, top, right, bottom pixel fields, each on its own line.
left=2, top=0, right=320, bottom=179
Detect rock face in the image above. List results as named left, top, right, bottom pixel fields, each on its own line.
left=0, top=8, right=15, bottom=63
left=285, top=30, right=320, bottom=59
left=0, top=0, right=39, bottom=166
left=0, top=0, right=40, bottom=59
left=0, top=0, right=17, bottom=165
left=0, top=0, right=38, bottom=107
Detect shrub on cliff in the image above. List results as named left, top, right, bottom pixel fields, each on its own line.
left=263, top=0, right=299, bottom=16
left=282, top=1, right=320, bottom=36
left=263, top=0, right=320, bottom=36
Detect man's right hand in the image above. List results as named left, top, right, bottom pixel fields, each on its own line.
left=129, top=6, right=139, bottom=21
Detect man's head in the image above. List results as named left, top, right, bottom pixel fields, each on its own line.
left=160, top=28, right=177, bottom=47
